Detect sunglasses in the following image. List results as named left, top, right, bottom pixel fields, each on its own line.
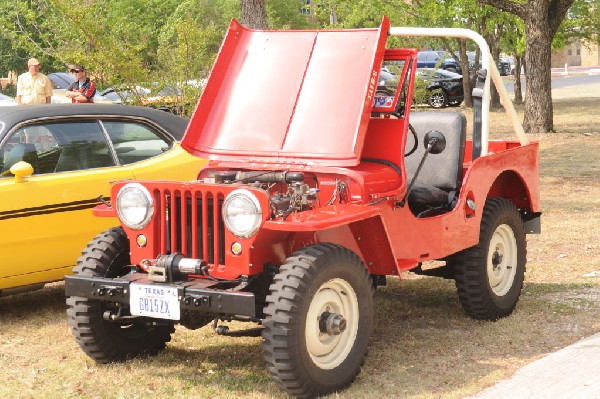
left=70, top=69, right=83, bottom=73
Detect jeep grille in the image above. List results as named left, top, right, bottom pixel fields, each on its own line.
left=153, top=189, right=226, bottom=266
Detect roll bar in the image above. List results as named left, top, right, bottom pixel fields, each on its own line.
left=389, top=27, right=528, bottom=156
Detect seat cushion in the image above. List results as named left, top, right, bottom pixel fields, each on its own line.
left=407, top=184, right=451, bottom=216
left=405, top=111, right=467, bottom=192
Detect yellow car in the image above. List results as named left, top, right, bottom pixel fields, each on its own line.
left=0, top=104, right=206, bottom=296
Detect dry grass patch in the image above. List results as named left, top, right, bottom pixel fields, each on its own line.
left=1, top=92, right=599, bottom=399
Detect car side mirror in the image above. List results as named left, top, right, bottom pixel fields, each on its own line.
left=10, top=161, right=34, bottom=183
left=424, top=130, right=446, bottom=154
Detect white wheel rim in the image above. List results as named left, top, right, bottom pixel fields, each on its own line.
left=430, top=92, right=444, bottom=107
left=487, top=224, right=518, bottom=296
left=305, top=278, right=359, bottom=370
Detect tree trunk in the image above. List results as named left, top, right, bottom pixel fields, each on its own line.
left=522, top=14, right=554, bottom=132
left=240, top=0, right=268, bottom=29
left=477, top=0, right=575, bottom=132
left=457, top=39, right=473, bottom=108
left=484, top=30, right=502, bottom=110
left=513, top=55, right=523, bottom=104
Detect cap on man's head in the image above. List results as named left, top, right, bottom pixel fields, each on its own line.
left=28, top=58, right=40, bottom=66
left=70, top=65, right=85, bottom=73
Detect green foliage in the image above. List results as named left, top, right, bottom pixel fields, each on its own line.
left=0, top=0, right=62, bottom=74
left=153, top=0, right=237, bottom=115
left=554, top=0, right=600, bottom=48
left=0, top=0, right=596, bottom=117
left=309, top=0, right=408, bottom=29
left=2, top=82, right=16, bottom=97
left=268, top=0, right=315, bottom=29
left=0, top=0, right=182, bottom=86
left=412, top=75, right=430, bottom=108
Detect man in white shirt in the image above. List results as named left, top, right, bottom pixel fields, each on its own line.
left=16, top=58, right=53, bottom=105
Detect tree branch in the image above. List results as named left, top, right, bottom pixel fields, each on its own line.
left=477, top=0, right=527, bottom=19
left=548, top=0, right=576, bottom=35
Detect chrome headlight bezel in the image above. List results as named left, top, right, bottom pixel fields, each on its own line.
left=116, top=183, right=154, bottom=230
left=222, top=189, right=262, bottom=238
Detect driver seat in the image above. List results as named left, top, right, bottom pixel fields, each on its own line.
left=404, top=111, right=467, bottom=217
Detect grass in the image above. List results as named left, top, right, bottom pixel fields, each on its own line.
left=1, top=87, right=599, bottom=399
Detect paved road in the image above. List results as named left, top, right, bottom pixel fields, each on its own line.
left=465, top=332, right=600, bottom=399
left=504, top=74, right=600, bottom=94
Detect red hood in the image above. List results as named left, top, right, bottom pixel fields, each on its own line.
left=182, top=18, right=389, bottom=167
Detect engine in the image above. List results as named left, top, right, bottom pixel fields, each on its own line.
left=211, top=170, right=320, bottom=220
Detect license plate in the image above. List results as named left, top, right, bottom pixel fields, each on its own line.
left=130, top=283, right=180, bottom=320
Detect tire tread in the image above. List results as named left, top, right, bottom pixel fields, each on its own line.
left=262, top=243, right=373, bottom=398
left=66, top=227, right=174, bottom=363
left=452, top=198, right=527, bottom=320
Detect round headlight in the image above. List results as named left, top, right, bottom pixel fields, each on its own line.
left=116, top=183, right=154, bottom=230
left=222, top=189, right=262, bottom=238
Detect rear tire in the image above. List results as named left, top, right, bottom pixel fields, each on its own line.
left=428, top=90, right=448, bottom=108
left=451, top=198, right=526, bottom=320
left=66, top=227, right=174, bottom=363
left=262, top=243, right=374, bottom=398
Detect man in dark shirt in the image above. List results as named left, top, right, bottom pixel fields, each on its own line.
left=65, top=65, right=96, bottom=103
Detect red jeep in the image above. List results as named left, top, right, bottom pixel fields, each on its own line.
left=66, top=18, right=540, bottom=398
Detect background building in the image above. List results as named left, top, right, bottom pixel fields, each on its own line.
left=551, top=39, right=600, bottom=67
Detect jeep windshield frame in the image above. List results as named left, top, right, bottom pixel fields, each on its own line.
left=389, top=27, right=528, bottom=156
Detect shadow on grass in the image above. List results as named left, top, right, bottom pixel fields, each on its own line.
left=0, top=283, right=66, bottom=324
left=1, top=277, right=598, bottom=399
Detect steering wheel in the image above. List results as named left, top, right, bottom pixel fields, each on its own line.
left=405, top=124, right=418, bottom=157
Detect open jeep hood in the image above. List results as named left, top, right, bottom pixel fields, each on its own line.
left=182, top=18, right=390, bottom=167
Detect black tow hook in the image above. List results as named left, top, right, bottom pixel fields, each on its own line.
left=212, top=319, right=264, bottom=337
left=214, top=325, right=264, bottom=337
left=103, top=309, right=137, bottom=322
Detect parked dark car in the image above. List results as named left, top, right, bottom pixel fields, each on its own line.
left=417, top=68, right=464, bottom=108
left=466, top=52, right=512, bottom=76
left=498, top=58, right=512, bottom=76
left=417, top=51, right=462, bottom=75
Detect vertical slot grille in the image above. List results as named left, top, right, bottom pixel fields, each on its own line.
left=154, top=188, right=225, bottom=266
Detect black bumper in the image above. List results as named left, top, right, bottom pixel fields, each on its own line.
left=64, top=273, right=256, bottom=317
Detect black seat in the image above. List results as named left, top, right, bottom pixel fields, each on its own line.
left=1, top=143, right=39, bottom=176
left=404, top=111, right=467, bottom=217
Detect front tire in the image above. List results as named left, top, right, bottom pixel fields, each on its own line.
left=66, top=227, right=174, bottom=363
left=262, top=244, right=374, bottom=398
left=451, top=198, right=526, bottom=320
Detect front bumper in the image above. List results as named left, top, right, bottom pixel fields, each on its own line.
left=64, top=273, right=256, bottom=318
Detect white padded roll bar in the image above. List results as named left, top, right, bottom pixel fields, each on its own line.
left=389, top=27, right=528, bottom=156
